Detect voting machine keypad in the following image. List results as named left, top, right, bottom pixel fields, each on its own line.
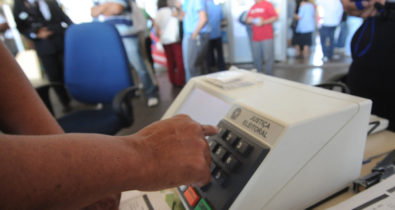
left=178, top=120, right=270, bottom=210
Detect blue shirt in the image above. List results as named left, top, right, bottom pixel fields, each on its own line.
left=206, top=0, right=223, bottom=39
left=296, top=2, right=315, bottom=33
left=183, top=0, right=211, bottom=34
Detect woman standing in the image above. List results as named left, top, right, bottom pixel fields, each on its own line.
left=292, top=0, right=315, bottom=58
left=155, top=0, right=185, bottom=86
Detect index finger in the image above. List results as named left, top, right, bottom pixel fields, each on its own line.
left=201, top=125, right=218, bottom=136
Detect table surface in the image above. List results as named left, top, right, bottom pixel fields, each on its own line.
left=315, top=130, right=395, bottom=209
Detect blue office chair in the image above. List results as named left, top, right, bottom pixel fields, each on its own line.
left=39, top=22, right=137, bottom=134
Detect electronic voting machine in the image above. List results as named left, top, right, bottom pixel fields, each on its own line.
left=162, top=69, right=372, bottom=210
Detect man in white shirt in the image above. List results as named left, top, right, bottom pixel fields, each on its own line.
left=316, top=0, right=343, bottom=61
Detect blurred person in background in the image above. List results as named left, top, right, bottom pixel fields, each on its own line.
left=292, top=0, right=315, bottom=58
left=175, top=0, right=210, bottom=81
left=246, top=0, right=278, bottom=75
left=238, top=10, right=254, bottom=58
left=206, top=0, right=226, bottom=72
left=316, top=0, right=343, bottom=62
left=341, top=0, right=394, bottom=131
left=155, top=0, right=185, bottom=86
left=92, top=0, right=159, bottom=107
left=131, top=1, right=159, bottom=90
left=334, top=12, right=348, bottom=55
left=287, top=0, right=296, bottom=47
left=134, top=4, right=160, bottom=89
left=13, top=0, right=72, bottom=111
left=139, top=5, right=155, bottom=69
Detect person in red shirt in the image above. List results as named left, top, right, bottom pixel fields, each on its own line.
left=246, top=0, right=278, bottom=75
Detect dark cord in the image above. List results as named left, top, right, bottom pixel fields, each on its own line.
left=368, top=120, right=381, bottom=135
left=362, top=151, right=390, bottom=165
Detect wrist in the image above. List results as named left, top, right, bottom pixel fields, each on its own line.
left=118, top=135, right=150, bottom=190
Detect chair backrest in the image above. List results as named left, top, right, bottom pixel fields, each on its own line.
left=64, top=22, right=133, bottom=104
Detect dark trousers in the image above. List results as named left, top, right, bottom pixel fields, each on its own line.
left=39, top=52, right=70, bottom=107
left=319, top=26, right=336, bottom=59
left=163, top=42, right=185, bottom=86
left=348, top=14, right=395, bottom=131
left=185, top=33, right=210, bottom=80
left=207, top=37, right=226, bottom=72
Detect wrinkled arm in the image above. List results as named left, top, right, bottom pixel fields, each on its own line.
left=0, top=133, right=139, bottom=209
left=0, top=114, right=217, bottom=209
left=0, top=43, right=63, bottom=134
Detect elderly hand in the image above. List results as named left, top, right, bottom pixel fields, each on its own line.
left=125, top=114, right=218, bottom=191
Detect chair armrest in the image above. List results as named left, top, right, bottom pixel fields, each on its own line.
left=315, top=82, right=350, bottom=94
left=112, top=86, right=138, bottom=126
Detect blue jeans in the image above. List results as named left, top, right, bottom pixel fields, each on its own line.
left=207, top=37, right=226, bottom=72
left=336, top=21, right=348, bottom=48
left=246, top=24, right=254, bottom=57
left=319, top=26, right=336, bottom=59
left=183, top=33, right=210, bottom=81
left=252, top=39, right=274, bottom=75
left=182, top=35, right=190, bottom=81
left=122, top=36, right=156, bottom=98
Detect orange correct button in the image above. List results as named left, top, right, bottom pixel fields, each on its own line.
left=183, top=186, right=200, bottom=207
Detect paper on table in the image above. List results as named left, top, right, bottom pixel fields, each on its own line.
left=204, top=70, right=259, bottom=90
left=328, top=174, right=395, bottom=210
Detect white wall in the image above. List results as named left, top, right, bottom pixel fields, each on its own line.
left=59, top=0, right=93, bottom=23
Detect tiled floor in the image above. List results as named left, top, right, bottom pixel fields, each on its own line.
left=117, top=48, right=352, bottom=136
